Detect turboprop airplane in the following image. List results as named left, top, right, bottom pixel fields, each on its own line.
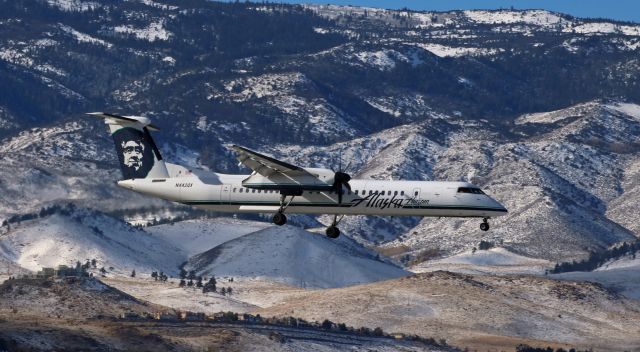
left=89, top=112, right=508, bottom=238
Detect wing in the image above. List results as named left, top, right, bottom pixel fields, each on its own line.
left=230, top=145, right=309, bottom=177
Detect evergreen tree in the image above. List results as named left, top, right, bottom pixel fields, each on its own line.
left=131, top=269, right=136, bottom=278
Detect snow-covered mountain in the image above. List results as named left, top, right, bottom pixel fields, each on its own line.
left=0, top=0, right=639, bottom=265
left=186, top=225, right=409, bottom=288
left=0, top=206, right=184, bottom=275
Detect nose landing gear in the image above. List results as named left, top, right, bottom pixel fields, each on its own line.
left=480, top=218, right=490, bottom=231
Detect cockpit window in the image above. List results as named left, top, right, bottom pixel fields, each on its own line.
left=457, top=187, right=485, bottom=194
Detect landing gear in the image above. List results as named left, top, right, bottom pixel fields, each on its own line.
left=326, top=226, right=340, bottom=238
left=272, top=212, right=287, bottom=226
left=480, top=218, right=490, bottom=232
left=325, top=214, right=344, bottom=239
left=272, top=192, right=297, bottom=226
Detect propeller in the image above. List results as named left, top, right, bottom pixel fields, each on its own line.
left=331, top=153, right=352, bottom=204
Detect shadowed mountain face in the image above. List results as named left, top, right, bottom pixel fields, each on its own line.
left=0, top=1, right=639, bottom=261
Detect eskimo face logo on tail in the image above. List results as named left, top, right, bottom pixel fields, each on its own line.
left=122, top=140, right=144, bottom=170
left=112, top=127, right=154, bottom=179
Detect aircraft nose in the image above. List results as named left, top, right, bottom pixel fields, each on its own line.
left=495, top=200, right=508, bottom=214
left=488, top=196, right=508, bottom=215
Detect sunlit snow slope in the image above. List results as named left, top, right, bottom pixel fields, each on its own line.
left=186, top=225, right=409, bottom=288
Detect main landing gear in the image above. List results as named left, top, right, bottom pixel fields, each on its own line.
left=325, top=214, right=343, bottom=239
left=272, top=193, right=296, bottom=226
left=480, top=218, right=490, bottom=232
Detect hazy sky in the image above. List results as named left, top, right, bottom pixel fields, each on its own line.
left=259, top=0, right=640, bottom=23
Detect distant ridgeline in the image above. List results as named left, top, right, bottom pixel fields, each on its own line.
left=550, top=241, right=640, bottom=274
left=1, top=0, right=640, bottom=152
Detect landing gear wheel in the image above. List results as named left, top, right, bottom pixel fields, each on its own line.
left=272, top=213, right=287, bottom=226
left=480, top=220, right=490, bottom=232
left=326, top=226, right=340, bottom=239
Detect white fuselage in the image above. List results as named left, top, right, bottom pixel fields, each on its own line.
left=118, top=169, right=508, bottom=219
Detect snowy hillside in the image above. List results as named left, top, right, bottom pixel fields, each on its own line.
left=147, top=218, right=271, bottom=256
left=553, top=255, right=640, bottom=299
left=411, top=247, right=552, bottom=275
left=186, top=226, right=409, bottom=288
left=383, top=101, right=640, bottom=261
left=0, top=207, right=183, bottom=275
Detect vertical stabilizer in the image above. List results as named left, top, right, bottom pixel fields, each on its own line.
left=87, top=112, right=169, bottom=179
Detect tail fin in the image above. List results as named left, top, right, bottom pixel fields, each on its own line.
left=87, top=112, right=169, bottom=179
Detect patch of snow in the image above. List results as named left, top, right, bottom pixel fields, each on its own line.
left=353, top=50, right=407, bottom=70
left=162, top=56, right=175, bottom=65
left=46, top=0, right=101, bottom=12
left=136, top=0, right=179, bottom=11
left=0, top=48, right=34, bottom=67
left=463, top=10, right=565, bottom=27
left=567, top=22, right=640, bottom=36
left=515, top=101, right=598, bottom=125
left=59, top=24, right=112, bottom=48
left=606, top=102, right=640, bottom=120
left=413, top=43, right=502, bottom=58
left=313, top=27, right=329, bottom=34
left=114, top=20, right=172, bottom=42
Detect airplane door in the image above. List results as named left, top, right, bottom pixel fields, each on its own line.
left=412, top=187, right=421, bottom=200
left=220, top=185, right=231, bottom=204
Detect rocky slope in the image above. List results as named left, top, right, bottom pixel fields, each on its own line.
left=256, top=271, right=640, bottom=351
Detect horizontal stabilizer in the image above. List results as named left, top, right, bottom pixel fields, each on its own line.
left=86, top=112, right=160, bottom=131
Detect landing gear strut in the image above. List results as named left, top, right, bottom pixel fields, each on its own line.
left=273, top=193, right=296, bottom=226
left=480, top=218, right=490, bottom=232
left=325, top=214, right=343, bottom=239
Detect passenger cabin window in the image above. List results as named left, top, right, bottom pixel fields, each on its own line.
left=457, top=187, right=485, bottom=194
left=401, top=191, right=404, bottom=196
